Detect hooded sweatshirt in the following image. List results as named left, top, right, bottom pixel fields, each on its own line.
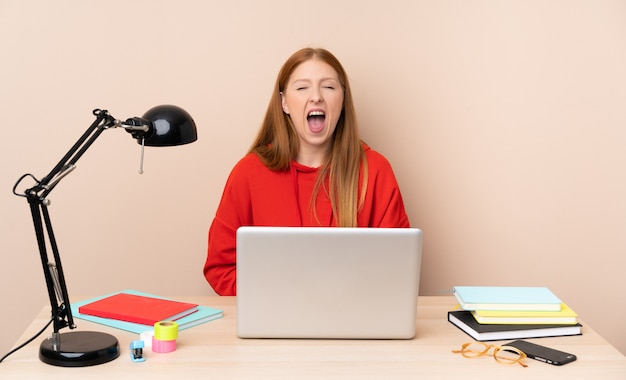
left=203, top=144, right=410, bottom=295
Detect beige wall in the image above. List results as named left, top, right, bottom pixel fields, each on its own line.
left=1, top=0, right=625, bottom=356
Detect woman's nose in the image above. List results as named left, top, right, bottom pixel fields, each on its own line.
left=310, top=89, right=323, bottom=103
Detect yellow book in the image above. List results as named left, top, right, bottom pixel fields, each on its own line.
left=471, top=303, right=578, bottom=325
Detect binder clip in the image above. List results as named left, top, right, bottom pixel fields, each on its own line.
left=129, top=340, right=146, bottom=362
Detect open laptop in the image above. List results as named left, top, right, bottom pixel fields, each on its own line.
left=236, top=226, right=423, bottom=339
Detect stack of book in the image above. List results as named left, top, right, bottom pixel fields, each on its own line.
left=72, top=289, right=224, bottom=334
left=447, top=286, right=582, bottom=341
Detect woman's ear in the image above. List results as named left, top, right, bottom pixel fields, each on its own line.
left=280, top=92, right=289, bottom=114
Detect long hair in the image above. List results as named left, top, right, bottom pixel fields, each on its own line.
left=249, top=48, right=367, bottom=227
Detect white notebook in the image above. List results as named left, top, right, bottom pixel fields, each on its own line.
left=236, top=227, right=423, bottom=339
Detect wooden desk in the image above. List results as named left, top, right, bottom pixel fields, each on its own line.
left=1, top=296, right=624, bottom=379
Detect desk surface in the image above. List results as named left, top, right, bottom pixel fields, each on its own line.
left=1, top=296, right=624, bottom=379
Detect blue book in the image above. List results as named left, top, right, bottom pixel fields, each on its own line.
left=71, top=289, right=223, bottom=334
left=453, top=286, right=562, bottom=311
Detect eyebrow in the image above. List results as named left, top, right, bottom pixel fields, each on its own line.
left=291, top=77, right=339, bottom=85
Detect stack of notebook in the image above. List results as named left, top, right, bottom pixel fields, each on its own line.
left=447, top=286, right=582, bottom=341
left=72, top=290, right=224, bottom=334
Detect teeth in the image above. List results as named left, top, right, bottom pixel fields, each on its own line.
left=308, top=111, right=325, bottom=117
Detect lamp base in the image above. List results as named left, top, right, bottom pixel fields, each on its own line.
left=39, top=331, right=120, bottom=367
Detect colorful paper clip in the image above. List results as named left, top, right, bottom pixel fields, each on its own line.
left=129, top=340, right=146, bottom=362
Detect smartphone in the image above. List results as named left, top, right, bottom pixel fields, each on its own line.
left=504, top=340, right=577, bottom=366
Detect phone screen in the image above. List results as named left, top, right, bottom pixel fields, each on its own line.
left=504, top=340, right=577, bottom=366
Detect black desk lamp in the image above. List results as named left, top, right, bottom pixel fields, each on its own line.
left=12, top=105, right=197, bottom=367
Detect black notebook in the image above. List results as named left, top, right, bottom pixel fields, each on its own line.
left=448, top=310, right=582, bottom=341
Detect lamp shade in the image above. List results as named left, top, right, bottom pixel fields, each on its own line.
left=139, top=105, right=198, bottom=146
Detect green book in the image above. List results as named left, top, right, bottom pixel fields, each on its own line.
left=453, top=286, right=562, bottom=311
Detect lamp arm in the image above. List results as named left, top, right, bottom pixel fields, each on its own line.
left=27, top=199, right=72, bottom=335
left=37, top=109, right=115, bottom=198
left=18, top=109, right=120, bottom=335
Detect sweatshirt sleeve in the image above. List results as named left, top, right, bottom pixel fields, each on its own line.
left=203, top=157, right=253, bottom=296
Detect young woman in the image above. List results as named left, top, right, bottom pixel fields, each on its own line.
left=204, top=48, right=410, bottom=295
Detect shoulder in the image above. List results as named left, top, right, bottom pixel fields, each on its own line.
left=362, top=144, right=393, bottom=172
left=224, top=153, right=267, bottom=183
left=230, top=152, right=268, bottom=174
left=227, top=152, right=290, bottom=183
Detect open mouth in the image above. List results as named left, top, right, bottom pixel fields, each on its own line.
left=307, top=110, right=325, bottom=133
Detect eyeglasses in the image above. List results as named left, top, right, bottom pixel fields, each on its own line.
left=452, top=342, right=528, bottom=367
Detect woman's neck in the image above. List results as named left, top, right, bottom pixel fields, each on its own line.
left=295, top=145, right=329, bottom=168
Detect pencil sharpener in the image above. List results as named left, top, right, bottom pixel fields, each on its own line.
left=129, top=340, right=146, bottom=362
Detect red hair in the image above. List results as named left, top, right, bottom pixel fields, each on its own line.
left=249, top=48, right=367, bottom=227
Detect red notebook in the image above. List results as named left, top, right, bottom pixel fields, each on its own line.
left=78, top=292, right=199, bottom=326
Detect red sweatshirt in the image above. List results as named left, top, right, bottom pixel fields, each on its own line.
left=203, top=145, right=410, bottom=295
